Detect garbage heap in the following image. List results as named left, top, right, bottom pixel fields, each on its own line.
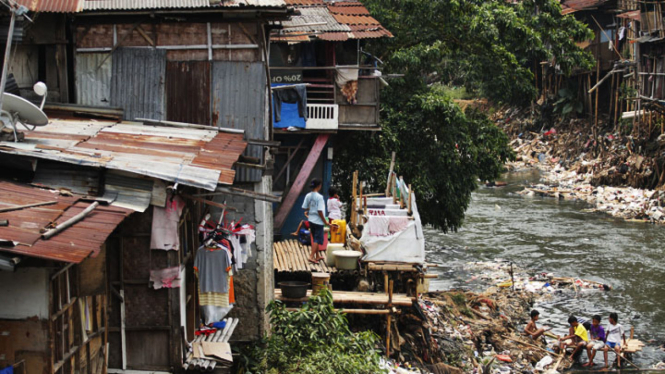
left=395, top=288, right=570, bottom=374
left=493, top=106, right=665, bottom=223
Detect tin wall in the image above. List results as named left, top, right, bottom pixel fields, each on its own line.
left=111, top=48, right=166, bottom=121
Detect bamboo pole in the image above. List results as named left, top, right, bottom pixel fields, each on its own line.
left=351, top=171, right=358, bottom=227
left=595, top=61, right=600, bottom=128
left=0, top=200, right=57, bottom=213
left=42, top=202, right=99, bottom=239
left=407, top=184, right=413, bottom=215
left=385, top=152, right=396, bottom=196
left=386, top=280, right=394, bottom=357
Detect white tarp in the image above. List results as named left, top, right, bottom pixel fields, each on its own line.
left=359, top=195, right=425, bottom=264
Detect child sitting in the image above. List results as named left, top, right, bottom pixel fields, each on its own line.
left=584, top=315, right=606, bottom=367
left=603, top=312, right=627, bottom=369
left=558, top=315, right=589, bottom=360
left=525, top=309, right=547, bottom=341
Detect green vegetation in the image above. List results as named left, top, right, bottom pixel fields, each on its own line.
left=334, top=0, right=595, bottom=232
left=237, top=289, right=384, bottom=374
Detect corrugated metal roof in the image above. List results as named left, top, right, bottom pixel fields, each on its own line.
left=617, top=10, right=640, bottom=21
left=318, top=32, right=350, bottom=41
left=285, top=0, right=322, bottom=5
left=276, top=3, right=391, bottom=41
left=82, top=0, right=286, bottom=10
left=327, top=3, right=369, bottom=15
left=282, top=6, right=351, bottom=32
left=560, top=0, right=607, bottom=13
left=332, top=14, right=379, bottom=25
left=0, top=181, right=131, bottom=263
left=0, top=119, right=247, bottom=190
left=272, top=34, right=312, bottom=42
left=211, top=62, right=266, bottom=182
left=14, top=0, right=84, bottom=13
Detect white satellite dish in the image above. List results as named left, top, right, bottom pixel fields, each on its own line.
left=2, top=93, right=48, bottom=126
left=0, top=85, right=49, bottom=142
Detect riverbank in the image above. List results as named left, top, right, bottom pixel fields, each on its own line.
left=493, top=107, right=665, bottom=224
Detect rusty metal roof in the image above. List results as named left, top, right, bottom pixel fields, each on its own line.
left=617, top=10, right=640, bottom=21
left=0, top=181, right=131, bottom=263
left=284, top=0, right=322, bottom=5
left=0, top=119, right=247, bottom=191
left=13, top=0, right=84, bottom=12
left=332, top=14, right=379, bottom=25
left=560, top=0, right=608, bottom=14
left=327, top=3, right=369, bottom=15
left=82, top=0, right=286, bottom=10
left=276, top=2, right=391, bottom=41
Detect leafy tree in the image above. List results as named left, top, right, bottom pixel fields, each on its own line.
left=237, top=289, right=384, bottom=374
left=333, top=0, right=595, bottom=231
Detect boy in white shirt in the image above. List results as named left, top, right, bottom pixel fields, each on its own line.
left=603, top=312, right=627, bottom=370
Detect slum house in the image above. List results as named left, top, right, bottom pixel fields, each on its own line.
left=0, top=1, right=291, bottom=372
left=0, top=114, right=250, bottom=374
left=269, top=0, right=392, bottom=238
left=70, top=0, right=290, bottom=365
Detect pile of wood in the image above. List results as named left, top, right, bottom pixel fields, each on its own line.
left=183, top=318, right=238, bottom=372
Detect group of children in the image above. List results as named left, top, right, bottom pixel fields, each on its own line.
left=526, top=310, right=627, bottom=369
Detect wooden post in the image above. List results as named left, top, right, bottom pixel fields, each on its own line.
left=595, top=60, right=600, bottom=128
left=384, top=272, right=389, bottom=295
left=351, top=171, right=358, bottom=227
left=385, top=152, right=396, bottom=196
left=386, top=280, right=394, bottom=357
left=359, top=181, right=364, bottom=224
left=392, top=174, right=397, bottom=205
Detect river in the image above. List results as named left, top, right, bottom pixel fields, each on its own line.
left=426, top=170, right=665, bottom=368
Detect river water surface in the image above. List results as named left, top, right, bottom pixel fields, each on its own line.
left=426, top=170, right=665, bottom=368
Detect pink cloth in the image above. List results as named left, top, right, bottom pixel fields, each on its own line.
left=388, top=217, right=409, bottom=234
left=150, top=195, right=185, bottom=250
left=150, top=266, right=182, bottom=289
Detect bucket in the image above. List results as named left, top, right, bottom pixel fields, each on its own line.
left=330, top=219, right=347, bottom=243
left=334, top=250, right=362, bottom=270
left=278, top=281, right=309, bottom=299
left=326, top=243, right=344, bottom=264
left=311, top=272, right=330, bottom=294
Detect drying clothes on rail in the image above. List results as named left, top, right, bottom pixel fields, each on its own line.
left=195, top=244, right=234, bottom=323
left=366, top=216, right=390, bottom=236
left=150, top=266, right=183, bottom=289
left=273, top=84, right=308, bottom=122
left=388, top=217, right=410, bottom=234
left=336, top=68, right=359, bottom=104
left=151, top=195, right=185, bottom=250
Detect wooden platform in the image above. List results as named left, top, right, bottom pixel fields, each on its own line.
left=622, top=338, right=645, bottom=354
left=273, top=239, right=337, bottom=273
left=274, top=289, right=414, bottom=306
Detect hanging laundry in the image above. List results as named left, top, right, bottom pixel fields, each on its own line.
left=150, top=266, right=183, bottom=289
left=151, top=195, right=185, bottom=250
left=273, top=84, right=308, bottom=122
left=195, top=245, right=233, bottom=324
left=366, top=215, right=390, bottom=236
left=388, top=217, right=410, bottom=234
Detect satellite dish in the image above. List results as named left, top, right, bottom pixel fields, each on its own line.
left=0, top=92, right=49, bottom=143
left=2, top=93, right=48, bottom=126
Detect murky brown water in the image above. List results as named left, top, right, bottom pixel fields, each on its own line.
left=426, top=170, right=665, bottom=368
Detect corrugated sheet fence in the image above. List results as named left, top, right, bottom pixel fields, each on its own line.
left=111, top=48, right=166, bottom=121
left=76, top=53, right=112, bottom=107
left=212, top=61, right=266, bottom=182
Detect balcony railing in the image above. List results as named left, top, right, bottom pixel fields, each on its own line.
left=306, top=104, right=339, bottom=130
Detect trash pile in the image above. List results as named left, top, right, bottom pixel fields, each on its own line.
left=396, top=288, right=572, bottom=374
left=492, top=106, right=665, bottom=224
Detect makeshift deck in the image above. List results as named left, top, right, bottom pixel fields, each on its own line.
left=273, top=239, right=338, bottom=273
left=274, top=289, right=414, bottom=307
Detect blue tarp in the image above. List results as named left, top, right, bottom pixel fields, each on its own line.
left=0, top=365, right=13, bottom=374
left=272, top=83, right=306, bottom=129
